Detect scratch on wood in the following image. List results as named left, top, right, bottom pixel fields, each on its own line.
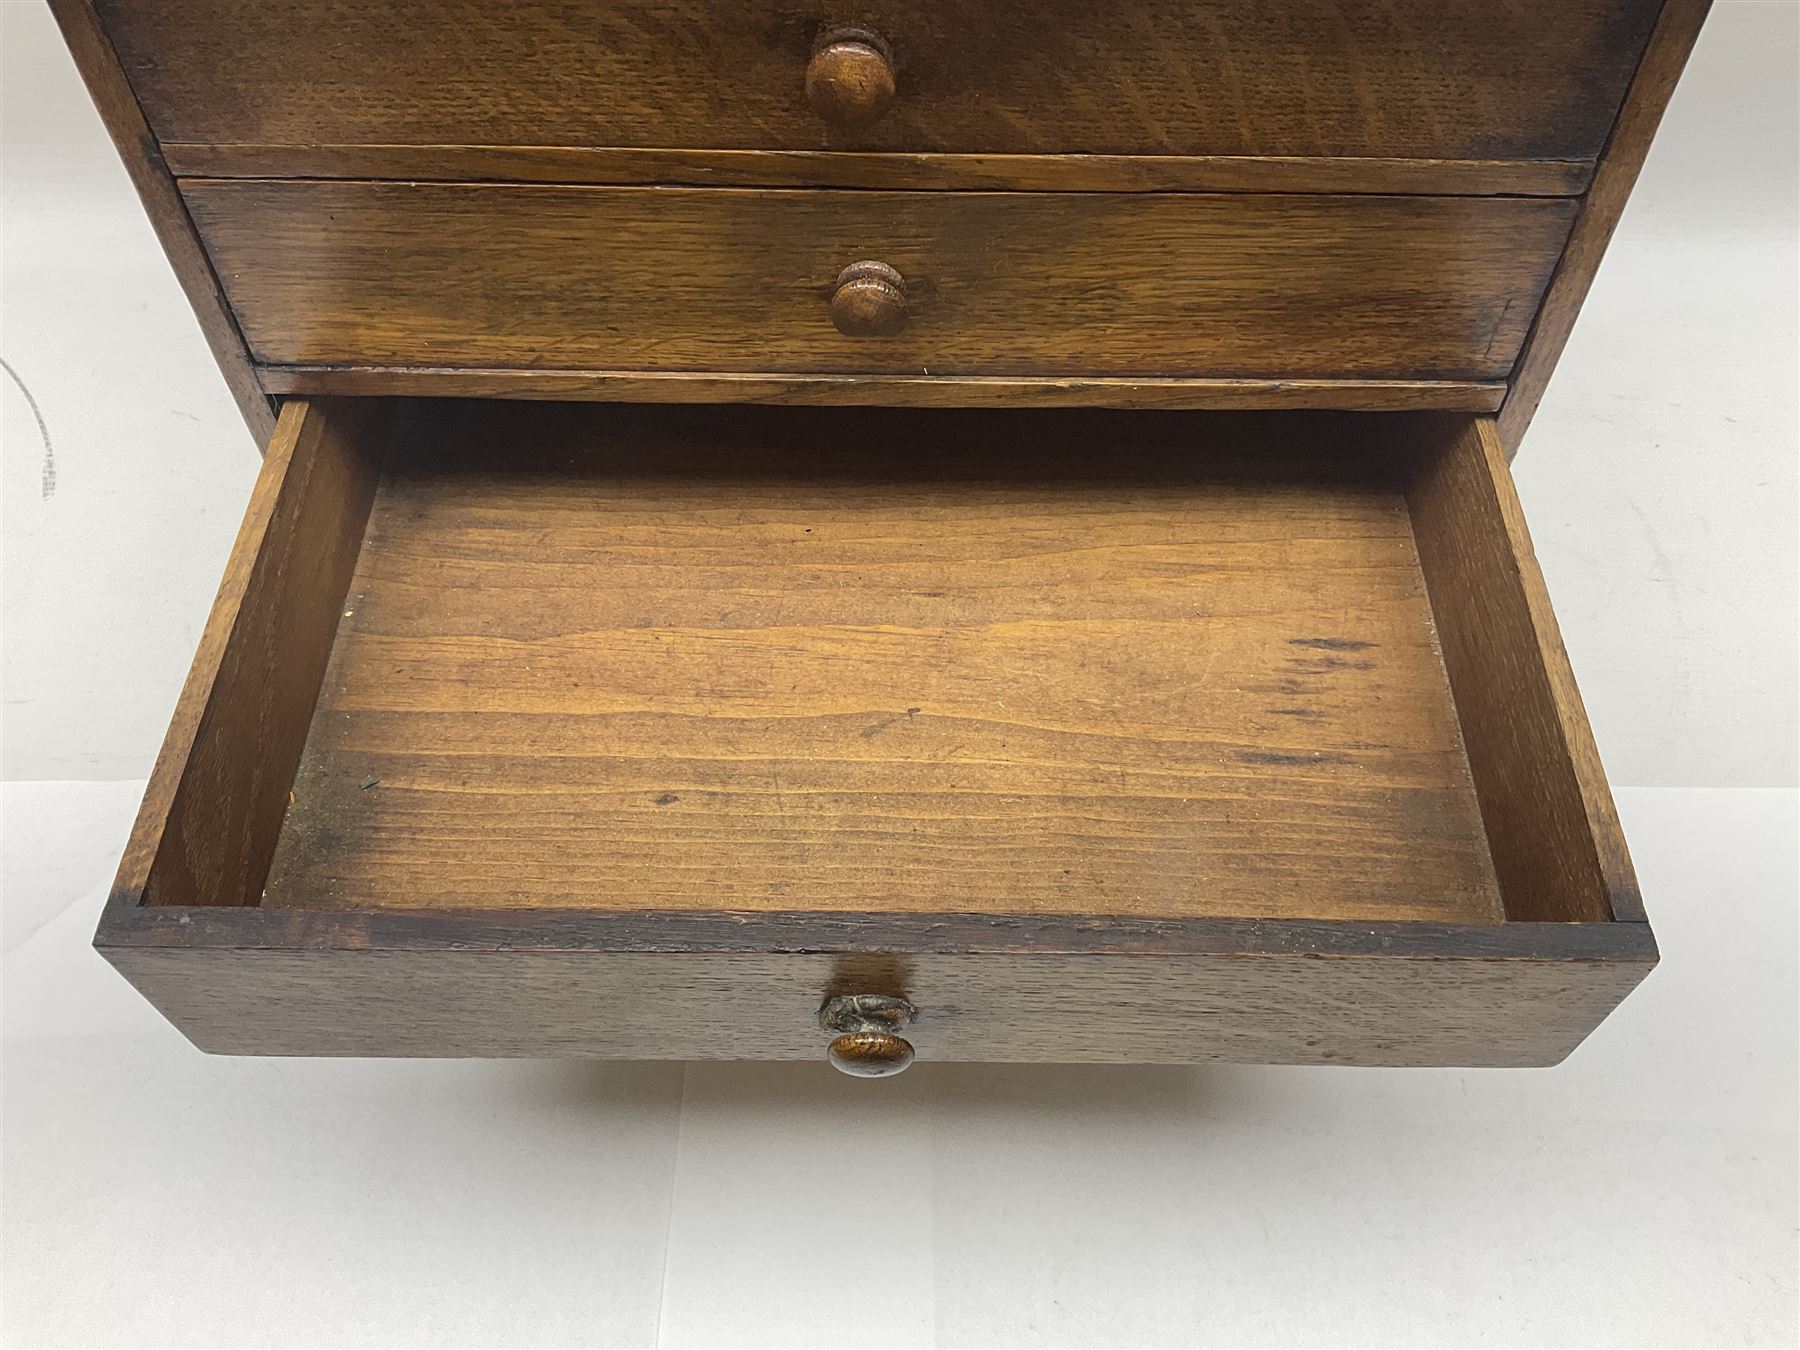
left=861, top=707, right=922, bottom=739
left=1288, top=654, right=1376, bottom=674
left=1237, top=749, right=1348, bottom=767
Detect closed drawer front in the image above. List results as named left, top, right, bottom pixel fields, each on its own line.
left=189, top=183, right=1576, bottom=381
left=106, top=0, right=1659, bottom=164
left=101, top=399, right=1652, bottom=1069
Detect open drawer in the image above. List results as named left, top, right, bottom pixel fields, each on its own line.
left=99, top=399, right=1652, bottom=1068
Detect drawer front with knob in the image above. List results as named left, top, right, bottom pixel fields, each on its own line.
left=102, top=0, right=1660, bottom=170
left=185, top=181, right=1575, bottom=382
left=97, top=398, right=1654, bottom=1068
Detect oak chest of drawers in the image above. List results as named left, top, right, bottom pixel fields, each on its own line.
left=57, top=0, right=1709, bottom=1074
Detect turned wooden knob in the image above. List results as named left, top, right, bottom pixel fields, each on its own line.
left=827, top=1031, right=916, bottom=1077
left=829, top=260, right=908, bottom=337
left=805, top=29, right=895, bottom=129
left=820, top=994, right=916, bottom=1077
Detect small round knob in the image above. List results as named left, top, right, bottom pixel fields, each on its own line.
left=827, top=1031, right=916, bottom=1077
left=829, top=260, right=908, bottom=338
left=805, top=28, right=895, bottom=129
left=820, top=994, right=916, bottom=1078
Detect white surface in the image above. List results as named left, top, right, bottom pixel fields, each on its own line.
left=1512, top=0, right=1800, bottom=788
left=2, top=1, right=1797, bottom=786
left=3, top=0, right=1798, bottom=1345
left=2, top=782, right=1795, bottom=1348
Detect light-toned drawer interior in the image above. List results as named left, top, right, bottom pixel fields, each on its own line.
left=99, top=400, right=1650, bottom=1066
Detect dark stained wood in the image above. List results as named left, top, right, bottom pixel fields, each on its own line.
left=46, top=0, right=274, bottom=444
left=1407, top=417, right=1643, bottom=923
left=116, top=400, right=385, bottom=909
left=256, top=367, right=1511, bottom=413
left=100, top=868, right=1659, bottom=1072
left=99, top=0, right=1660, bottom=163
left=805, top=28, right=896, bottom=131
left=1499, top=0, right=1713, bottom=454
left=100, top=926, right=1654, bottom=1064
left=160, top=145, right=1598, bottom=197
left=62, top=0, right=1696, bottom=451
left=829, top=261, right=909, bottom=337
left=65, top=0, right=1691, bottom=1071
left=101, top=901, right=1660, bottom=962
left=262, top=402, right=1501, bottom=925
left=184, top=182, right=1577, bottom=381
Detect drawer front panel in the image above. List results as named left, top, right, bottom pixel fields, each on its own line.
left=104, top=0, right=1660, bottom=163
left=189, top=183, right=1576, bottom=381
left=107, top=940, right=1652, bottom=1068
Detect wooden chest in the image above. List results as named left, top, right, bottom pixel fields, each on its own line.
left=56, top=0, right=1709, bottom=1074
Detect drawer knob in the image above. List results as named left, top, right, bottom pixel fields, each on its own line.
left=829, top=260, right=909, bottom=338
left=806, top=28, right=895, bottom=129
left=820, top=994, right=916, bottom=1077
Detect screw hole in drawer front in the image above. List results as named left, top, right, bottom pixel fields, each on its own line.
left=828, top=259, right=909, bottom=338
left=820, top=994, right=917, bottom=1076
left=805, top=26, right=896, bottom=131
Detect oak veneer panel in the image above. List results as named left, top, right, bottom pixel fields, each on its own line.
left=162, top=145, right=1595, bottom=198
left=105, top=933, right=1651, bottom=1065
left=260, top=403, right=1500, bottom=924
left=100, top=0, right=1658, bottom=163
left=186, top=183, right=1577, bottom=382
left=257, top=367, right=1510, bottom=413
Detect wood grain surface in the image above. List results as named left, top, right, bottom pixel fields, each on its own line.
left=161, top=145, right=1598, bottom=198
left=121, top=400, right=384, bottom=910
left=256, top=367, right=1510, bottom=413
left=99, top=0, right=1659, bottom=162
left=1408, top=417, right=1643, bottom=922
left=185, top=182, right=1576, bottom=381
left=260, top=403, right=1500, bottom=924
left=105, top=938, right=1651, bottom=1065
left=98, top=401, right=1657, bottom=1066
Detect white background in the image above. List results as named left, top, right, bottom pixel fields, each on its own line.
left=2, top=1, right=1796, bottom=1344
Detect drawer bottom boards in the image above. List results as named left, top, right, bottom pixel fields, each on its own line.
left=101, top=401, right=1653, bottom=1067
